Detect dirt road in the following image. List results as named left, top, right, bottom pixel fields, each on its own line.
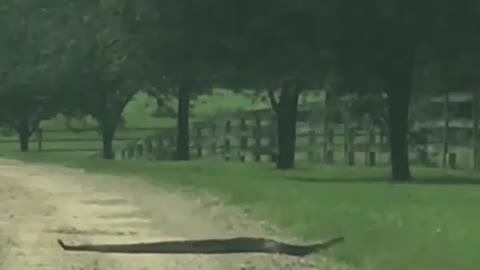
left=0, top=159, right=334, bottom=270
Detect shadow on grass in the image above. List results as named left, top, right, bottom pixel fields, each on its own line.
left=285, top=175, right=480, bottom=185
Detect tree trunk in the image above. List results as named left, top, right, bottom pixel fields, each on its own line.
left=176, top=85, right=190, bottom=161
left=383, top=33, right=415, bottom=182
left=15, top=118, right=32, bottom=152
left=102, top=127, right=115, bottom=160
left=387, top=85, right=412, bottom=182
left=18, top=128, right=30, bottom=152
left=275, top=84, right=300, bottom=170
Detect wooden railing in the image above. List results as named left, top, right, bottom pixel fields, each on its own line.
left=0, top=127, right=166, bottom=153
left=120, top=114, right=480, bottom=170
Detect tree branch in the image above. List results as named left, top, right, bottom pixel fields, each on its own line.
left=1, top=118, right=20, bottom=131
left=28, top=118, right=42, bottom=137
left=267, top=88, right=279, bottom=114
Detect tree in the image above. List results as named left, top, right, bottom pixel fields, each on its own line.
left=137, top=0, right=337, bottom=166
left=437, top=25, right=480, bottom=170
left=218, top=1, right=335, bottom=169
left=60, top=0, right=148, bottom=159
left=331, top=0, right=480, bottom=181
left=332, top=0, right=414, bottom=181
left=0, top=87, right=61, bottom=152
left=0, top=0, right=75, bottom=151
left=139, top=0, right=224, bottom=161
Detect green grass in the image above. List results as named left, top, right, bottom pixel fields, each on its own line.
left=4, top=152, right=480, bottom=270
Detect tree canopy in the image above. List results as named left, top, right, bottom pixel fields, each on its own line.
left=1, top=0, right=479, bottom=179
left=0, top=0, right=78, bottom=151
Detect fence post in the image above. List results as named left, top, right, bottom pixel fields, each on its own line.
left=367, top=128, right=377, bottom=166
left=169, top=135, right=176, bottom=160
left=153, top=136, right=168, bottom=160
left=224, top=138, right=231, bottom=161
left=145, top=137, right=153, bottom=156
left=224, top=121, right=231, bottom=161
left=36, top=128, right=43, bottom=152
left=324, top=128, right=334, bottom=164
left=268, top=114, right=277, bottom=162
left=151, top=137, right=159, bottom=160
left=448, top=152, right=457, bottom=169
left=225, top=120, right=231, bottom=134
left=442, top=92, right=450, bottom=168
left=343, top=124, right=348, bottom=165
left=211, top=122, right=217, bottom=155
left=239, top=116, right=248, bottom=162
left=127, top=145, right=134, bottom=159
left=347, top=128, right=355, bottom=166
left=364, top=114, right=376, bottom=167
left=253, top=114, right=262, bottom=162
left=473, top=92, right=479, bottom=170
left=136, top=141, right=144, bottom=158
left=195, top=126, right=203, bottom=158
left=379, top=126, right=387, bottom=152
left=475, top=146, right=480, bottom=170
left=416, top=129, right=430, bottom=166
left=308, top=129, right=317, bottom=162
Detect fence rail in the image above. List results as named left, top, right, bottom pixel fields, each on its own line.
left=119, top=113, right=480, bottom=170
left=0, top=127, right=163, bottom=153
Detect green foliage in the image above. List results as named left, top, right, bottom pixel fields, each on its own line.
left=0, top=0, right=78, bottom=138
left=138, top=0, right=223, bottom=105
left=218, top=1, right=335, bottom=90
left=58, top=0, right=151, bottom=131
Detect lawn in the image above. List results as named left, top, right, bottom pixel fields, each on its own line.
left=4, top=152, right=479, bottom=270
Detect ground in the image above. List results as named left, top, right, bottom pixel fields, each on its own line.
left=0, top=159, right=343, bottom=270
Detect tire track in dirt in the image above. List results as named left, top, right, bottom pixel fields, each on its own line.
left=0, top=159, right=346, bottom=270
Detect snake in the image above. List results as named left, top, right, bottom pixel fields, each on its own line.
left=58, top=236, right=344, bottom=256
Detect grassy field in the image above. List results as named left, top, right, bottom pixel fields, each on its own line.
left=4, top=151, right=479, bottom=270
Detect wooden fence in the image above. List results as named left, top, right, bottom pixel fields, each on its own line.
left=0, top=127, right=164, bottom=153
left=119, top=113, right=391, bottom=165
left=119, top=113, right=480, bottom=170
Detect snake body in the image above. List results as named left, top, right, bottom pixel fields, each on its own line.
left=58, top=236, right=344, bottom=256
